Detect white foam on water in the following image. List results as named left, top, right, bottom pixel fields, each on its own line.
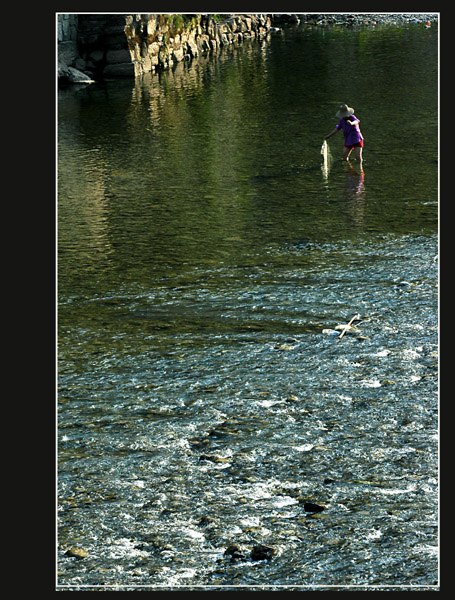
left=373, top=348, right=391, bottom=357
left=377, top=485, right=417, bottom=495
left=272, top=495, right=299, bottom=508
left=365, top=528, right=382, bottom=540
left=181, top=527, right=205, bottom=541
left=361, top=379, right=382, bottom=388
left=295, top=443, right=314, bottom=452
left=108, top=537, right=149, bottom=560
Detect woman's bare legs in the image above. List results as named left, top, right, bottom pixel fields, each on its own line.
left=354, top=145, right=363, bottom=167
left=343, top=147, right=353, bottom=161
left=343, top=145, right=363, bottom=167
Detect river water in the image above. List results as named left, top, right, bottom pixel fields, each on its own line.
left=57, top=21, right=438, bottom=590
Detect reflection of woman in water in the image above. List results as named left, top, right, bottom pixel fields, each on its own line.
left=345, top=162, right=365, bottom=197
left=324, top=104, right=364, bottom=167
left=343, top=162, right=365, bottom=226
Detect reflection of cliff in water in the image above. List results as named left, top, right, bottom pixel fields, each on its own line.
left=58, top=93, right=114, bottom=277
left=58, top=39, right=274, bottom=280
left=59, top=35, right=271, bottom=157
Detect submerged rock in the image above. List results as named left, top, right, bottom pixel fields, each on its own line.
left=324, top=477, right=336, bottom=484
left=224, top=544, right=246, bottom=561
left=197, top=515, right=214, bottom=527
left=302, top=501, right=326, bottom=513
left=223, top=543, right=275, bottom=562
left=251, top=544, right=275, bottom=561
left=64, top=548, right=89, bottom=559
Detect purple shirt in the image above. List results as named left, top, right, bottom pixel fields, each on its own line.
left=336, top=115, right=363, bottom=146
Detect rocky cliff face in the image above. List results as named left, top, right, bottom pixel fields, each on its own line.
left=124, top=14, right=272, bottom=76
left=57, top=13, right=273, bottom=83
left=58, top=14, right=94, bottom=83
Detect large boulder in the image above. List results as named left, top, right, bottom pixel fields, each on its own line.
left=58, top=65, right=95, bottom=84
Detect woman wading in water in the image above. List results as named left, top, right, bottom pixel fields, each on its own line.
left=324, top=104, right=364, bottom=167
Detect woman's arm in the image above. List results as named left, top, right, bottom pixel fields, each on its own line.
left=324, top=128, right=339, bottom=140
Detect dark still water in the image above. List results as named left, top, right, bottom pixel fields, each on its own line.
left=57, top=22, right=438, bottom=590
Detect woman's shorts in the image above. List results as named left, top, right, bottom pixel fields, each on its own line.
left=345, top=140, right=364, bottom=149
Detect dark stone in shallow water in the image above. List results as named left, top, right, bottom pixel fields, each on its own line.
left=224, top=543, right=275, bottom=562
left=303, top=501, right=325, bottom=512
left=64, top=548, right=88, bottom=559
left=197, top=515, right=213, bottom=527
left=251, top=544, right=275, bottom=561
left=224, top=544, right=246, bottom=561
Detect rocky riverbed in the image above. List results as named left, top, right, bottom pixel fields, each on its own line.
left=274, top=13, right=438, bottom=26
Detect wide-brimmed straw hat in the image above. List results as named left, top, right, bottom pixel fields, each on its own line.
left=336, top=104, right=355, bottom=118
